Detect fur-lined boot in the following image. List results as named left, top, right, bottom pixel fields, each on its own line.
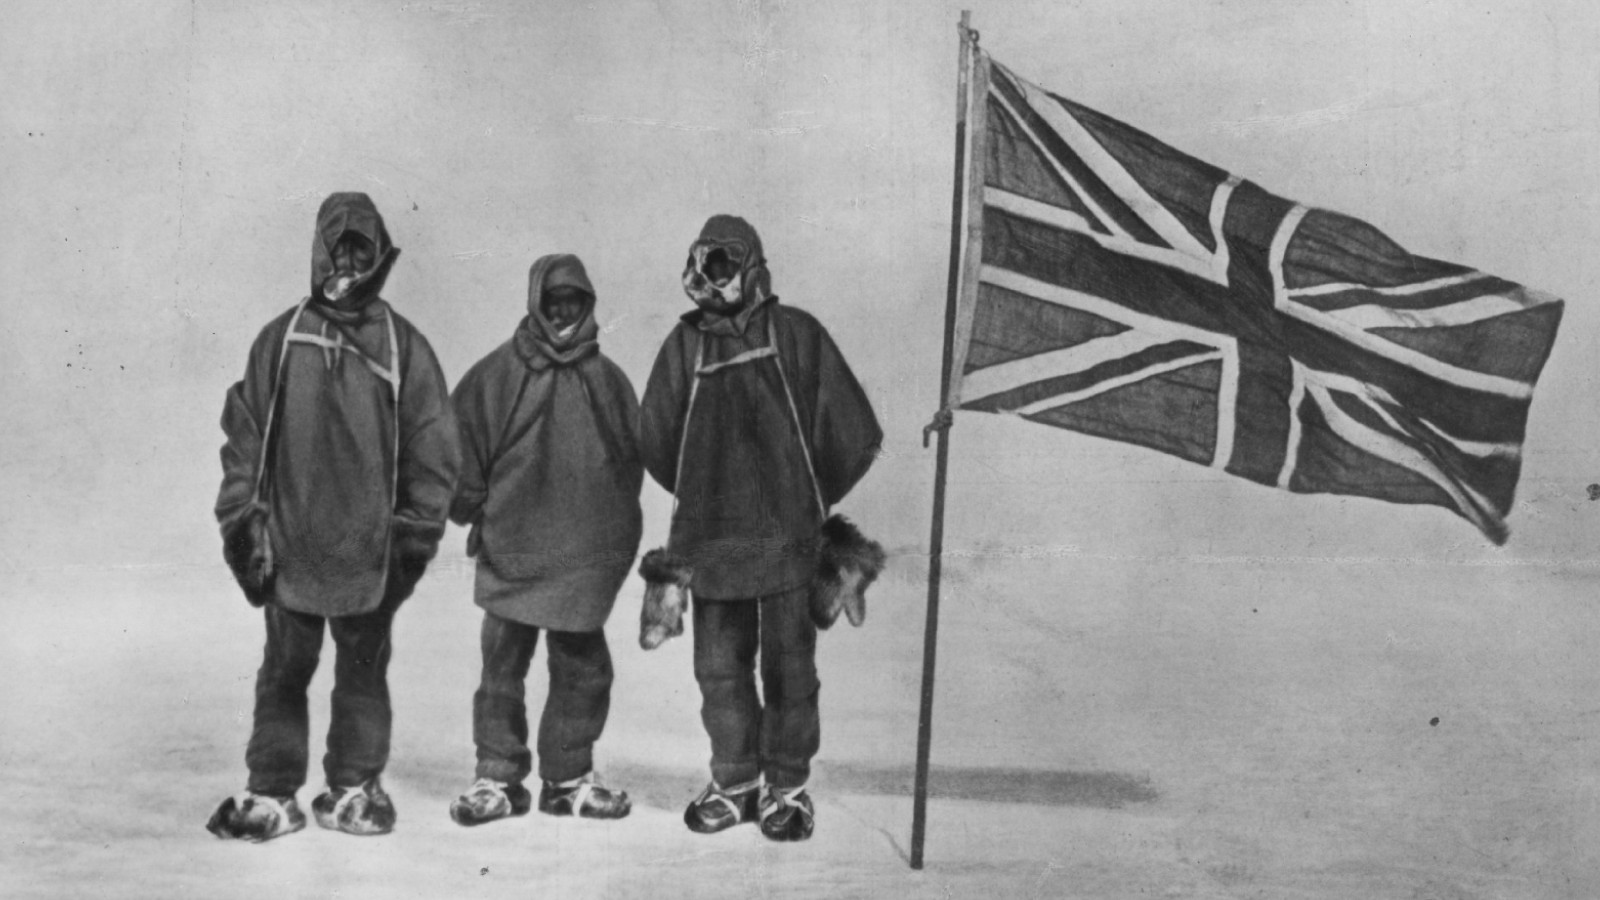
left=449, top=778, right=531, bottom=826
left=206, top=791, right=305, bottom=842
left=638, top=548, right=693, bottom=649
left=312, top=777, right=396, bottom=836
left=810, top=515, right=885, bottom=629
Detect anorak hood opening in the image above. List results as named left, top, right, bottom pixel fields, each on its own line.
left=310, top=192, right=399, bottom=316
left=518, top=253, right=600, bottom=368
left=682, top=215, right=773, bottom=318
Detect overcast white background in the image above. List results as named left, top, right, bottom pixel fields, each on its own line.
left=4, top=2, right=1598, bottom=898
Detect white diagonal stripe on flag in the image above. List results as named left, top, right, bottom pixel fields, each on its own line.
left=1304, top=367, right=1522, bottom=460
left=999, top=63, right=1229, bottom=282
left=1415, top=417, right=1521, bottom=459
left=980, top=265, right=1234, bottom=348
left=1299, top=362, right=1499, bottom=536
left=1268, top=207, right=1535, bottom=400
left=984, top=187, right=1097, bottom=236
left=985, top=186, right=1231, bottom=286
left=1279, top=277, right=1535, bottom=399
left=1289, top=272, right=1489, bottom=298
left=1012, top=350, right=1226, bottom=417
left=1323, top=293, right=1533, bottom=330
left=961, top=265, right=1240, bottom=468
left=959, top=328, right=1193, bottom=406
left=987, top=87, right=1130, bottom=242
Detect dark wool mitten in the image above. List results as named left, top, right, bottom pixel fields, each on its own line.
left=638, top=548, right=693, bottom=650
left=223, top=508, right=275, bottom=608
left=811, top=515, right=886, bottom=630
left=388, top=518, right=444, bottom=601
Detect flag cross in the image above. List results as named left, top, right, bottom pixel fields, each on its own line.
left=950, top=59, right=1561, bottom=543
left=911, top=11, right=1563, bottom=873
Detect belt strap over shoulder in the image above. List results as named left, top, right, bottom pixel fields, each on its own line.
left=253, top=302, right=404, bottom=514
left=670, top=317, right=827, bottom=521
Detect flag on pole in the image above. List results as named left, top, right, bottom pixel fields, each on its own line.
left=945, top=51, right=1564, bottom=544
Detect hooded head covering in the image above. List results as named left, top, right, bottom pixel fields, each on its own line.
left=515, top=253, right=601, bottom=369
left=310, top=192, right=399, bottom=319
left=682, top=215, right=772, bottom=316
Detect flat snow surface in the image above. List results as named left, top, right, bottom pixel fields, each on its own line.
left=5, top=553, right=1599, bottom=899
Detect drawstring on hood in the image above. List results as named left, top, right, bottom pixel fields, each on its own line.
left=309, top=192, right=399, bottom=323
left=515, top=253, right=600, bottom=370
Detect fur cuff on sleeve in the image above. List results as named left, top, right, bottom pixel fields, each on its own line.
left=638, top=548, right=693, bottom=650
left=811, top=515, right=885, bottom=630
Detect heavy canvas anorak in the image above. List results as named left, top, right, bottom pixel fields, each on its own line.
left=639, top=216, right=882, bottom=600
left=450, top=254, right=644, bottom=631
left=215, top=193, right=460, bottom=617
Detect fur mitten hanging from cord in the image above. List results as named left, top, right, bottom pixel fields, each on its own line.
left=638, top=549, right=693, bottom=649
left=811, top=515, right=885, bottom=630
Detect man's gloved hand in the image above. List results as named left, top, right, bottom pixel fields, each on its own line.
left=388, top=518, right=442, bottom=602
left=223, top=508, right=275, bottom=608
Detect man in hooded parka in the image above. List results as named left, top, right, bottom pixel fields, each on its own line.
left=206, top=192, right=460, bottom=842
left=639, top=216, right=882, bottom=841
left=446, top=254, right=643, bottom=826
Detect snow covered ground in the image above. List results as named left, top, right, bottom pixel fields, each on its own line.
left=6, top=540, right=1599, bottom=899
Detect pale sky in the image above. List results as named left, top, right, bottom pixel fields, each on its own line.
left=3, top=0, right=1596, bottom=579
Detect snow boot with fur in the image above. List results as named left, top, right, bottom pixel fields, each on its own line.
left=206, top=791, right=305, bottom=842
left=312, top=777, right=396, bottom=836
left=449, top=777, right=532, bottom=826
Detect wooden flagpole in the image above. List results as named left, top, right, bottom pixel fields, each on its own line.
left=911, top=10, right=977, bottom=871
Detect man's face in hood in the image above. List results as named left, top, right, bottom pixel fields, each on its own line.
left=702, top=246, right=741, bottom=287
left=524, top=253, right=599, bottom=349
left=541, top=286, right=589, bottom=333
left=323, top=233, right=377, bottom=303
left=682, top=214, right=771, bottom=314
left=311, top=192, right=396, bottom=308
left=683, top=241, right=751, bottom=312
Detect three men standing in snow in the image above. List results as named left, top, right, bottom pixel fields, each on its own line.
left=207, top=195, right=883, bottom=845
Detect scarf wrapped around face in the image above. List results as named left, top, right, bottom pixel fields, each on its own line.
left=506, top=254, right=626, bottom=464
left=515, top=253, right=601, bottom=369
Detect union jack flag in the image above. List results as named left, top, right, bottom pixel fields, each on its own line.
left=946, top=53, right=1563, bottom=543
